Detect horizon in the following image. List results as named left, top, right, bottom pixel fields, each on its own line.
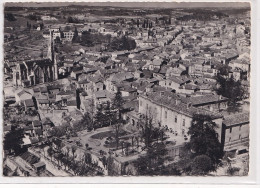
left=4, top=2, right=251, bottom=8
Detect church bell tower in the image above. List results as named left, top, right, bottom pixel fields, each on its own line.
left=48, top=30, right=58, bottom=80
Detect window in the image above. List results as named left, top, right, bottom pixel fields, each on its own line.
left=183, top=119, right=185, bottom=126
left=239, top=125, right=242, bottom=131
left=230, top=127, right=232, bottom=133
left=175, top=115, right=177, bottom=123
left=165, top=111, right=167, bottom=119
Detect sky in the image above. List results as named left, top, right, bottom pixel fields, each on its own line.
left=4, top=1, right=251, bottom=8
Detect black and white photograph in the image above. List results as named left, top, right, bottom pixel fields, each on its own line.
left=2, top=1, right=251, bottom=177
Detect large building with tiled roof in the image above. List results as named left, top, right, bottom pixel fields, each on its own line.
left=138, top=91, right=223, bottom=142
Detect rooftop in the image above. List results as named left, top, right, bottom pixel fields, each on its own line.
left=223, top=112, right=249, bottom=127
left=140, top=91, right=222, bottom=119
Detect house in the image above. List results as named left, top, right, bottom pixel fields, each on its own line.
left=93, top=90, right=113, bottom=109
left=43, top=31, right=50, bottom=38
left=15, top=90, right=32, bottom=105
left=67, top=100, right=78, bottom=112
left=50, top=26, right=60, bottom=33
left=159, top=76, right=190, bottom=93
left=178, top=83, right=199, bottom=94
left=222, top=112, right=249, bottom=151
left=62, top=29, right=74, bottom=41
left=70, top=66, right=83, bottom=80
left=149, top=59, right=162, bottom=70
left=24, top=99, right=36, bottom=111
left=35, top=94, right=49, bottom=109
left=47, top=85, right=61, bottom=95
left=105, top=72, right=134, bottom=93
left=32, top=120, right=42, bottom=129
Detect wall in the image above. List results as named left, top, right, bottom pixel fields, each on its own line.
left=224, top=122, right=249, bottom=150
left=139, top=96, right=192, bottom=136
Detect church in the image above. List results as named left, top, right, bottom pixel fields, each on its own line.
left=13, top=32, right=58, bottom=87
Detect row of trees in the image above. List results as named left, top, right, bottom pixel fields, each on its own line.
left=5, top=13, right=16, bottom=21
left=47, top=143, right=103, bottom=176
left=73, top=31, right=136, bottom=51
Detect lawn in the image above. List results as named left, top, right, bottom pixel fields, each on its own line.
left=90, top=130, right=129, bottom=140
left=90, top=131, right=113, bottom=140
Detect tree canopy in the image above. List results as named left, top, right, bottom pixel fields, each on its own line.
left=107, top=36, right=136, bottom=51
left=134, top=142, right=169, bottom=175
left=5, top=13, right=16, bottom=21
left=4, top=129, right=25, bottom=155
left=215, top=74, right=246, bottom=112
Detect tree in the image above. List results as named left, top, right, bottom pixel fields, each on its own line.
left=71, top=145, right=77, bottom=160
left=176, top=114, right=223, bottom=175
left=73, top=112, right=93, bottom=132
left=190, top=155, right=213, bottom=175
left=113, top=121, right=123, bottom=150
left=67, top=16, right=79, bottom=23
left=140, top=116, right=153, bottom=148
left=215, top=75, right=246, bottom=112
left=55, top=36, right=61, bottom=44
left=134, top=142, right=168, bottom=175
left=40, top=23, right=44, bottom=30
left=65, top=146, right=70, bottom=170
left=27, top=14, right=40, bottom=21
left=217, top=64, right=231, bottom=76
left=107, top=36, right=136, bottom=51
left=139, top=115, right=164, bottom=148
left=81, top=112, right=93, bottom=130
left=101, top=156, right=107, bottom=168
left=112, top=89, right=124, bottom=119
left=5, top=13, right=16, bottom=21
left=94, top=106, right=106, bottom=129
left=47, top=147, right=54, bottom=162
left=104, top=102, right=116, bottom=126
left=137, top=19, right=140, bottom=27
left=84, top=152, right=92, bottom=164
left=72, top=27, right=78, bottom=42
left=4, top=129, right=24, bottom=155
left=187, top=114, right=223, bottom=165
left=124, top=142, right=131, bottom=156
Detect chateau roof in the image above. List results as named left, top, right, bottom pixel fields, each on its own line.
left=140, top=91, right=222, bottom=119
left=187, top=95, right=228, bottom=106
left=24, top=58, right=53, bottom=68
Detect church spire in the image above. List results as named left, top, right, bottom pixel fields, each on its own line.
left=48, top=30, right=58, bottom=80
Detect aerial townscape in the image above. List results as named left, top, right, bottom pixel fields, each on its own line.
left=3, top=2, right=250, bottom=177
